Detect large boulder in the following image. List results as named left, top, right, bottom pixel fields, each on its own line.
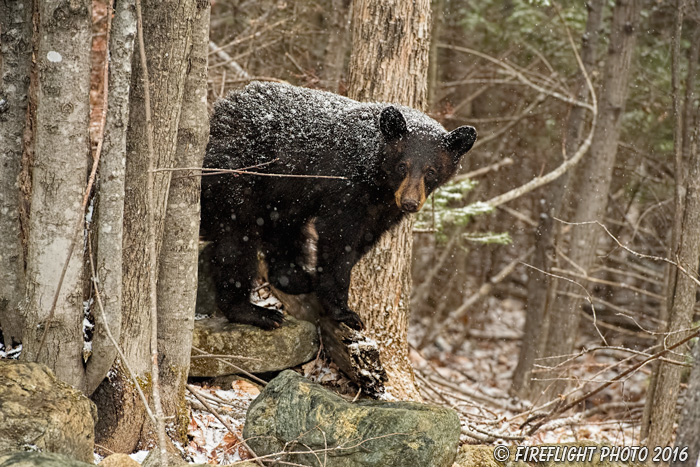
left=0, top=361, right=97, bottom=463
left=189, top=315, right=319, bottom=376
left=244, top=370, right=460, bottom=467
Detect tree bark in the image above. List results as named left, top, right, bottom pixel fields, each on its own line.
left=20, top=0, right=92, bottom=392
left=643, top=6, right=700, bottom=446
left=94, top=0, right=196, bottom=452
left=86, top=0, right=136, bottom=397
left=511, top=0, right=604, bottom=400
left=346, top=0, right=431, bottom=401
left=319, top=0, right=350, bottom=93
left=0, top=0, right=32, bottom=348
left=672, top=338, right=700, bottom=467
left=531, top=0, right=641, bottom=401
left=157, top=0, right=210, bottom=445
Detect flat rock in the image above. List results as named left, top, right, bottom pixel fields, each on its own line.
left=189, top=315, right=319, bottom=376
left=244, top=370, right=460, bottom=467
left=0, top=361, right=97, bottom=463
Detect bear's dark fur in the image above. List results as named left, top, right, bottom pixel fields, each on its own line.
left=201, top=82, right=476, bottom=330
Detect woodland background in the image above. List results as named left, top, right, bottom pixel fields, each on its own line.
left=0, top=0, right=699, bottom=464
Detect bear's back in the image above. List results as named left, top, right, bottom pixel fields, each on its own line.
left=205, top=82, right=447, bottom=180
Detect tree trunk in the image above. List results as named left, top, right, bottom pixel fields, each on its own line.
left=94, top=0, right=196, bottom=452
left=427, top=0, right=443, bottom=110
left=643, top=4, right=700, bottom=446
left=531, top=0, right=641, bottom=401
left=86, top=0, right=136, bottom=397
left=319, top=0, right=350, bottom=93
left=672, top=338, right=700, bottom=467
left=157, top=0, right=210, bottom=445
left=0, top=0, right=32, bottom=348
left=511, top=0, right=604, bottom=400
left=20, top=0, right=92, bottom=392
left=346, top=0, right=431, bottom=401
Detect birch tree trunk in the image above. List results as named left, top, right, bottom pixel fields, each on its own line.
left=20, top=0, right=92, bottom=392
left=0, top=0, right=32, bottom=348
left=531, top=0, right=641, bottom=401
left=93, top=0, right=196, bottom=452
left=157, top=0, right=210, bottom=444
left=347, top=0, right=431, bottom=401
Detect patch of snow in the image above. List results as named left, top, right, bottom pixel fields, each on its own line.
left=129, top=450, right=149, bottom=463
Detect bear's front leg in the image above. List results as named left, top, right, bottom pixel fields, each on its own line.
left=314, top=217, right=365, bottom=330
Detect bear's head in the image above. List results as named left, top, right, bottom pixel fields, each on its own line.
left=379, top=106, right=477, bottom=213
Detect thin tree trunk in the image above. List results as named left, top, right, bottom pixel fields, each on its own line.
left=427, top=0, right=444, bottom=110
left=20, top=0, right=92, bottom=392
left=347, top=0, right=431, bottom=401
left=672, top=336, right=700, bottom=467
left=93, top=0, right=196, bottom=452
left=532, top=0, right=641, bottom=401
left=157, top=0, right=210, bottom=445
left=0, top=0, right=32, bottom=348
left=86, top=0, right=136, bottom=396
left=643, top=2, right=700, bottom=447
left=319, top=0, right=350, bottom=93
left=511, top=0, right=604, bottom=400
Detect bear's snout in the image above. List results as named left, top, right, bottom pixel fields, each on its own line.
left=401, top=199, right=420, bottom=212
left=394, top=175, right=426, bottom=213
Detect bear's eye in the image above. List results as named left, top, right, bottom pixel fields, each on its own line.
left=425, top=168, right=437, bottom=180
left=397, top=162, right=408, bottom=176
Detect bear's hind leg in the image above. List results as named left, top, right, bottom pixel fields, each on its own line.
left=213, top=236, right=284, bottom=329
left=263, top=223, right=315, bottom=295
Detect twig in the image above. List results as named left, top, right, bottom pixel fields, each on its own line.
left=554, top=218, right=700, bottom=288
left=208, top=40, right=250, bottom=78
left=477, top=7, right=598, bottom=210
left=437, top=44, right=592, bottom=111
left=191, top=345, right=268, bottom=386
left=187, top=384, right=264, bottom=466
left=153, top=166, right=348, bottom=180
left=453, top=157, right=514, bottom=182
left=134, top=0, right=169, bottom=460
left=524, top=327, right=700, bottom=435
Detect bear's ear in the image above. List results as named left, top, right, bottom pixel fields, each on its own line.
left=444, top=125, right=477, bottom=162
left=380, top=106, right=408, bottom=141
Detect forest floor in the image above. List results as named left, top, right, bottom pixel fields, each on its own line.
left=177, top=295, right=649, bottom=465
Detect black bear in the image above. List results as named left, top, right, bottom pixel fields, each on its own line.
left=201, top=82, right=476, bottom=330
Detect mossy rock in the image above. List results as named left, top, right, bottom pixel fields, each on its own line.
left=0, top=451, right=94, bottom=467
left=244, top=370, right=460, bottom=467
